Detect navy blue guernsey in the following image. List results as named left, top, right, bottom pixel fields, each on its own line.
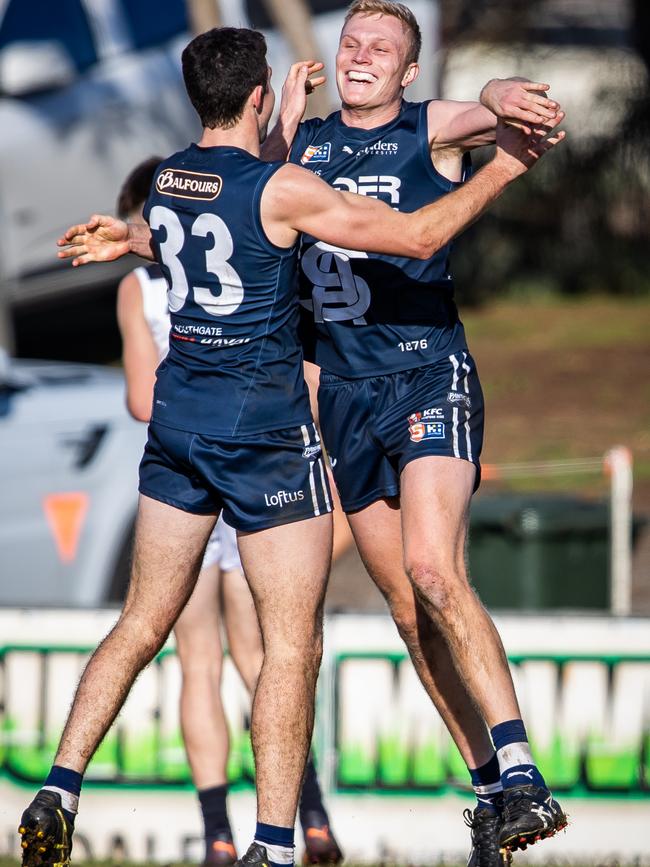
left=290, top=100, right=469, bottom=378
left=143, top=144, right=311, bottom=436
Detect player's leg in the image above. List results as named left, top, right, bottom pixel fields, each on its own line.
left=236, top=513, right=332, bottom=863
left=221, top=535, right=342, bottom=866
left=347, top=498, right=508, bottom=867
left=400, top=456, right=567, bottom=850
left=174, top=533, right=236, bottom=867
left=319, top=372, right=502, bottom=796
left=347, top=497, right=496, bottom=767
left=19, top=494, right=216, bottom=867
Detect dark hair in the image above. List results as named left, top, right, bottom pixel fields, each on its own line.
left=182, top=27, right=268, bottom=130
left=116, top=156, right=163, bottom=219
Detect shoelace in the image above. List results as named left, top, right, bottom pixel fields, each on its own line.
left=503, top=789, right=530, bottom=822
left=463, top=809, right=501, bottom=866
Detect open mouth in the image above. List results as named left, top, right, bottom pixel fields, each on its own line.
left=346, top=70, right=376, bottom=84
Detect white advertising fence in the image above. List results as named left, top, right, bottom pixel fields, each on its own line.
left=0, top=610, right=648, bottom=862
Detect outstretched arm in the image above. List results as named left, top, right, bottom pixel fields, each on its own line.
left=57, top=215, right=154, bottom=267
left=261, top=60, right=326, bottom=162
left=429, top=78, right=560, bottom=150
left=264, top=116, right=565, bottom=259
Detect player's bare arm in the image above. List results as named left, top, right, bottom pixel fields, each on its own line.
left=58, top=117, right=565, bottom=268
left=262, top=115, right=565, bottom=259
left=57, top=214, right=154, bottom=267
left=116, top=271, right=160, bottom=422
left=261, top=60, right=326, bottom=162
left=428, top=79, right=560, bottom=151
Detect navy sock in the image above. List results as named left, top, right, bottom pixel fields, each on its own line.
left=491, top=719, right=546, bottom=790
left=254, top=822, right=294, bottom=867
left=299, top=757, right=329, bottom=825
left=469, top=753, right=503, bottom=812
left=198, top=784, right=232, bottom=845
left=43, top=765, right=82, bottom=827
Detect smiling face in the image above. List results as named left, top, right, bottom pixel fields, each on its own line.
left=336, top=12, right=419, bottom=115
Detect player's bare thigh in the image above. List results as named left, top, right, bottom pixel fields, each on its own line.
left=347, top=455, right=475, bottom=592
left=123, top=494, right=218, bottom=629
left=236, top=513, right=332, bottom=639
left=346, top=497, right=413, bottom=606
left=400, top=455, right=475, bottom=578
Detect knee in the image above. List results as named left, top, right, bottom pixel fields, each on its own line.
left=116, top=611, right=169, bottom=664
left=265, top=626, right=323, bottom=675
left=405, top=559, right=467, bottom=619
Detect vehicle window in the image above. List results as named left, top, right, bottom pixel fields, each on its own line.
left=119, top=0, right=187, bottom=51
left=0, top=0, right=97, bottom=72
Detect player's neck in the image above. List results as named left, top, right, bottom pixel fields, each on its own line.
left=340, top=96, right=403, bottom=130
left=198, top=115, right=261, bottom=157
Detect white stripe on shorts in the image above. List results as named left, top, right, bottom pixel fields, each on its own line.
left=448, top=354, right=461, bottom=458
left=312, top=423, right=331, bottom=510
left=461, top=352, right=473, bottom=462
left=301, top=424, right=320, bottom=517
left=317, top=456, right=331, bottom=512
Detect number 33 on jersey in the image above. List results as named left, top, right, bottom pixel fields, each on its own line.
left=143, top=145, right=312, bottom=438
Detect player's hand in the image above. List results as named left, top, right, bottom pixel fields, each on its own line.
left=480, top=78, right=559, bottom=135
left=57, top=214, right=131, bottom=266
left=278, top=60, right=326, bottom=124
left=493, top=113, right=566, bottom=176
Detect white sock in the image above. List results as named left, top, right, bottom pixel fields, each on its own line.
left=254, top=840, right=294, bottom=866
left=42, top=785, right=79, bottom=814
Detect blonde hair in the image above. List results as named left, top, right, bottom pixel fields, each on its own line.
left=344, top=0, right=422, bottom=65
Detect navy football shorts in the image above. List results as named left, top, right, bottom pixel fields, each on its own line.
left=318, top=350, right=484, bottom=513
left=139, top=421, right=332, bottom=532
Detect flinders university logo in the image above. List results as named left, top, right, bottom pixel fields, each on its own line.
left=301, top=142, right=332, bottom=165
left=156, top=168, right=222, bottom=201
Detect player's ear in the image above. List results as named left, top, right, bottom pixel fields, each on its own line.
left=401, top=62, right=419, bottom=89
left=252, top=83, right=265, bottom=114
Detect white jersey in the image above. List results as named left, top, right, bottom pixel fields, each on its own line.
left=133, top=265, right=242, bottom=574
left=133, top=265, right=170, bottom=361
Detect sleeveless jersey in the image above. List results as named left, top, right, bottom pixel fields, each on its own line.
left=290, top=100, right=469, bottom=379
left=143, top=144, right=311, bottom=437
left=133, top=264, right=170, bottom=362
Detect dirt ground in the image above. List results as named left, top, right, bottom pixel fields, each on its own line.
left=462, top=296, right=650, bottom=500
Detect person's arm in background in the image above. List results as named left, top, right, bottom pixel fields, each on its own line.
left=116, top=271, right=160, bottom=422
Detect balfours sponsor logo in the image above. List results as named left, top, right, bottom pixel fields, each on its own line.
left=156, top=169, right=222, bottom=201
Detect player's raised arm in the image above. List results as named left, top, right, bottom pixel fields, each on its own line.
left=264, top=115, right=565, bottom=260
left=261, top=60, right=326, bottom=162
left=429, top=79, right=560, bottom=149
left=57, top=215, right=154, bottom=266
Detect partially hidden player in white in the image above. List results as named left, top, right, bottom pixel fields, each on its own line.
left=261, top=2, right=569, bottom=863
left=115, top=158, right=343, bottom=867
left=22, top=24, right=563, bottom=867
